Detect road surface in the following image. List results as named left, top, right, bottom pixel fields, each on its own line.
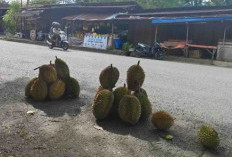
left=0, top=40, right=231, bottom=157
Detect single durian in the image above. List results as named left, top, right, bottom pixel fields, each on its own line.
left=151, top=111, right=174, bottom=131
left=64, top=77, right=80, bottom=98
left=134, top=88, right=148, bottom=97
left=92, top=89, right=114, bottom=120
left=99, top=64, right=119, bottom=89
left=49, top=79, right=66, bottom=100
left=119, top=95, right=141, bottom=125
left=25, top=77, right=38, bottom=97
left=134, top=91, right=152, bottom=119
left=30, top=79, right=48, bottom=101
left=112, top=84, right=129, bottom=114
left=39, top=64, right=57, bottom=84
left=127, top=61, right=145, bottom=91
left=198, top=125, right=220, bottom=149
left=55, top=56, right=70, bottom=79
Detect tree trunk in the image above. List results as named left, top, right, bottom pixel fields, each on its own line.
left=27, top=0, right=30, bottom=8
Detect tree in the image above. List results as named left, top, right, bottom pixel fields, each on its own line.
left=206, top=0, right=232, bottom=6
left=30, top=0, right=75, bottom=6
left=3, top=1, right=20, bottom=34
left=30, top=0, right=60, bottom=6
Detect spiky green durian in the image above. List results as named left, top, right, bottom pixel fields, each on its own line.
left=112, top=84, right=129, bottom=114
left=127, top=61, right=145, bottom=91
left=133, top=92, right=152, bottom=119
left=55, top=56, right=70, bottom=79
left=30, top=79, right=48, bottom=101
left=99, top=64, right=119, bottom=89
left=64, top=77, right=80, bottom=98
left=198, top=125, right=220, bottom=149
left=119, top=95, right=141, bottom=125
left=134, top=88, right=148, bottom=97
left=92, top=89, right=114, bottom=120
left=25, top=77, right=38, bottom=97
left=151, top=111, right=174, bottom=131
left=49, top=79, right=66, bottom=100
left=39, top=64, right=57, bottom=84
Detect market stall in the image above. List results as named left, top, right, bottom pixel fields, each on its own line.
left=62, top=13, right=129, bottom=50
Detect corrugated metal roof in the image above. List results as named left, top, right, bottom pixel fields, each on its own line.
left=26, top=2, right=140, bottom=11
left=116, top=14, right=232, bottom=21
left=63, top=13, right=122, bottom=21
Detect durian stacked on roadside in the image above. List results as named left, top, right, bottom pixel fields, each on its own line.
left=25, top=57, right=80, bottom=101
left=118, top=61, right=152, bottom=125
left=55, top=57, right=80, bottom=99
left=92, top=64, right=119, bottom=120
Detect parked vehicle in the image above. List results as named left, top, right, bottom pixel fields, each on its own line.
left=134, top=41, right=164, bottom=60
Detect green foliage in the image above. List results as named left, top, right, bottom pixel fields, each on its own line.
left=3, top=1, right=20, bottom=34
left=30, top=0, right=59, bottom=6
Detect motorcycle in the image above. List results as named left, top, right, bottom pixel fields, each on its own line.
left=134, top=41, right=164, bottom=60
left=47, top=31, right=69, bottom=51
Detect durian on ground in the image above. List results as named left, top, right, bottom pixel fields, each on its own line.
left=30, top=79, right=48, bottom=101
left=25, top=77, right=38, bottom=97
left=92, top=89, right=114, bottom=120
left=151, top=111, right=174, bottom=131
left=119, top=95, right=141, bottom=125
left=133, top=91, right=152, bottom=119
left=112, top=84, right=129, bottom=115
left=64, top=77, right=80, bottom=98
left=49, top=79, right=66, bottom=100
left=198, top=125, right=220, bottom=149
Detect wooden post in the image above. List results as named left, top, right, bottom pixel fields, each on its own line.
left=155, top=25, right=158, bottom=42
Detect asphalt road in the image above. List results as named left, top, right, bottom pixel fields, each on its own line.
left=0, top=40, right=231, bottom=157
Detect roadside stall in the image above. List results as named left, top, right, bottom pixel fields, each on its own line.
left=62, top=13, right=129, bottom=50
left=152, top=16, right=232, bottom=63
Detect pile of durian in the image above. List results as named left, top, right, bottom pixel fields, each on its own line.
left=92, top=61, right=221, bottom=150
left=25, top=56, right=80, bottom=101
left=92, top=61, right=173, bottom=126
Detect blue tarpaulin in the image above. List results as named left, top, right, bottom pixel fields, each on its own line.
left=152, top=16, right=232, bottom=24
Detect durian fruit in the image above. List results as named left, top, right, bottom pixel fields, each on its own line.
left=25, top=77, right=38, bottom=97
left=30, top=79, right=48, bottom=101
left=119, top=95, right=141, bottom=125
left=127, top=61, right=145, bottom=91
left=39, top=64, right=57, bottom=84
left=49, top=79, right=66, bottom=100
left=134, top=88, right=148, bottom=97
left=55, top=56, right=70, bottom=79
left=198, top=125, right=220, bottom=149
left=92, top=89, right=114, bottom=120
left=134, top=91, right=152, bottom=119
left=99, top=64, right=119, bottom=89
left=64, top=77, right=80, bottom=98
left=151, top=111, right=174, bottom=131
left=94, top=85, right=105, bottom=100
left=112, top=84, right=129, bottom=114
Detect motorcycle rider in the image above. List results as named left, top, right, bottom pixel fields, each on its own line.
left=50, top=22, right=61, bottom=46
